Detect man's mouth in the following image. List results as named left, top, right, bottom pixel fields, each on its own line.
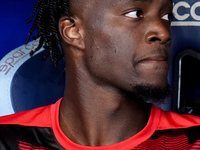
left=138, top=55, right=168, bottom=64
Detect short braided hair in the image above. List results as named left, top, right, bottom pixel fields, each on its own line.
left=26, top=0, right=74, bottom=66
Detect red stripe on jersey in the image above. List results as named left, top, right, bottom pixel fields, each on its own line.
left=19, top=141, right=51, bottom=150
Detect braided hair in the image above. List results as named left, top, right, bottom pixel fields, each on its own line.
left=26, top=0, right=74, bottom=66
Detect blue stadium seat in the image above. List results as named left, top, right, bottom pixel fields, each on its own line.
left=0, top=40, right=65, bottom=116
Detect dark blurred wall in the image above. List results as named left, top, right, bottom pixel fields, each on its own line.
left=0, top=0, right=37, bottom=59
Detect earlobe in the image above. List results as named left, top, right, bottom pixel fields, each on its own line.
left=59, top=17, right=85, bottom=50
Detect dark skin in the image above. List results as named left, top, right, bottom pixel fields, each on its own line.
left=59, top=0, right=172, bottom=147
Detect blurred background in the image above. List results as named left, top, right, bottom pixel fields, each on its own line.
left=0, top=0, right=37, bottom=59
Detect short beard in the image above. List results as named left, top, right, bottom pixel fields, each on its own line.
left=132, top=83, right=171, bottom=104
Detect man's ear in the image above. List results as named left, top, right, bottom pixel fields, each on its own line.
left=59, top=17, right=85, bottom=50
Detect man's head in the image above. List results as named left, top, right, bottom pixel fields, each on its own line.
left=28, top=0, right=173, bottom=102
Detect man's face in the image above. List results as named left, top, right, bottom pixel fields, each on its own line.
left=73, top=0, right=172, bottom=100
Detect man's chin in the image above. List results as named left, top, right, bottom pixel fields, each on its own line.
left=132, top=83, right=171, bottom=103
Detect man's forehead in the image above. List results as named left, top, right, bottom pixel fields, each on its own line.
left=70, top=0, right=172, bottom=15
left=72, top=0, right=171, bottom=6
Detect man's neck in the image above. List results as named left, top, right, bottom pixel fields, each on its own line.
left=59, top=80, right=151, bottom=146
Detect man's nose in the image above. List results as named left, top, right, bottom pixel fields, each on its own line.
left=144, top=18, right=171, bottom=45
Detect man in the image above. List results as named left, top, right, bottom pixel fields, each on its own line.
left=0, top=0, right=200, bottom=149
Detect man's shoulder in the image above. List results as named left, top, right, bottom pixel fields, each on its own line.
left=157, top=106, right=200, bottom=130
left=0, top=100, right=64, bottom=150
left=0, top=104, right=52, bottom=127
left=135, top=106, right=200, bottom=149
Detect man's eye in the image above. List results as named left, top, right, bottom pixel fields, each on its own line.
left=125, top=10, right=143, bottom=19
left=162, top=13, right=174, bottom=21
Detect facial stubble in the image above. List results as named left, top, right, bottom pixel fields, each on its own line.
left=132, top=83, right=171, bottom=104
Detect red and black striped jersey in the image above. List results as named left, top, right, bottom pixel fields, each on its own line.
left=0, top=98, right=200, bottom=150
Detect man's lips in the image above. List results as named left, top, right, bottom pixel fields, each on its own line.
left=137, top=55, right=168, bottom=64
